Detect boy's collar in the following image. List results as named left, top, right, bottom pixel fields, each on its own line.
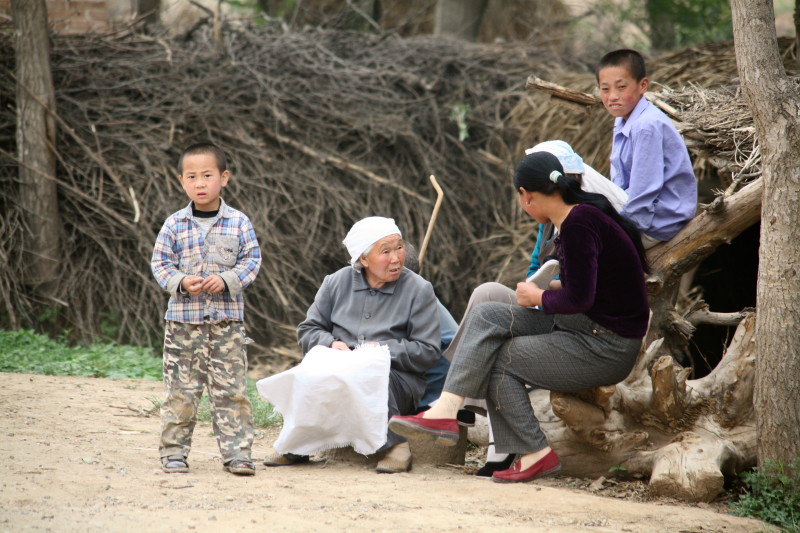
left=178, top=197, right=232, bottom=219
left=614, top=96, right=650, bottom=135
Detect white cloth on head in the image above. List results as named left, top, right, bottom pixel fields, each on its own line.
left=256, top=343, right=391, bottom=456
left=526, top=140, right=627, bottom=213
left=342, top=216, right=402, bottom=267
left=527, top=140, right=585, bottom=174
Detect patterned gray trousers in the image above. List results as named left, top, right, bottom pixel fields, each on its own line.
left=160, top=320, right=254, bottom=463
left=443, top=300, right=641, bottom=454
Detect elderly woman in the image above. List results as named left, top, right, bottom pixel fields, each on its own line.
left=265, top=216, right=441, bottom=473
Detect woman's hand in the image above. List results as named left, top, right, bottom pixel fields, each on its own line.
left=331, top=341, right=351, bottom=351
left=548, top=279, right=562, bottom=290
left=516, top=281, right=544, bottom=307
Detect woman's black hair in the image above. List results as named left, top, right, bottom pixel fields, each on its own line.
left=514, top=151, right=650, bottom=274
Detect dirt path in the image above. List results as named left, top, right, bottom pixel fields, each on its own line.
left=0, top=373, right=773, bottom=533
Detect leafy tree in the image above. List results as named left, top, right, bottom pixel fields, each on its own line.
left=646, top=0, right=733, bottom=50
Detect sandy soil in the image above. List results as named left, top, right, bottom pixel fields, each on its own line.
left=0, top=372, right=774, bottom=533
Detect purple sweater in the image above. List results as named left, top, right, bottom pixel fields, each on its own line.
left=541, top=204, right=649, bottom=339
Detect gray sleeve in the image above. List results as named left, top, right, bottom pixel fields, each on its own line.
left=383, top=280, right=441, bottom=374
left=296, top=275, right=337, bottom=354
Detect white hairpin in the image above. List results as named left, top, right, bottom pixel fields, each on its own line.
left=549, top=170, right=561, bottom=183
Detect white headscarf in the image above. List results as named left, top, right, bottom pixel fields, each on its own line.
left=342, top=217, right=402, bottom=268
left=525, top=140, right=584, bottom=174
left=525, top=140, right=627, bottom=212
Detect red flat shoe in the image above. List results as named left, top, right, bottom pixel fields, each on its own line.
left=388, top=414, right=460, bottom=446
left=491, top=449, right=562, bottom=483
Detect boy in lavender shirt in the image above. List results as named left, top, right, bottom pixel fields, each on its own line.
left=596, top=49, right=697, bottom=246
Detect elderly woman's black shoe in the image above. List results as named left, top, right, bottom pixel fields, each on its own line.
left=475, top=453, right=515, bottom=477
left=263, top=452, right=310, bottom=467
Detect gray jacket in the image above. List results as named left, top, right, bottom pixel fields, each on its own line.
left=297, top=267, right=441, bottom=377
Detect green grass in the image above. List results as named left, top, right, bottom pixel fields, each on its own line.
left=0, top=329, right=162, bottom=380
left=729, top=458, right=800, bottom=532
left=196, top=380, right=282, bottom=428
left=0, top=329, right=281, bottom=428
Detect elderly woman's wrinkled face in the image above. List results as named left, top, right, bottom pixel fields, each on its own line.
left=360, top=234, right=405, bottom=288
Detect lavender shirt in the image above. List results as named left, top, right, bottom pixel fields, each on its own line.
left=610, top=97, right=697, bottom=241
left=541, top=204, right=649, bottom=339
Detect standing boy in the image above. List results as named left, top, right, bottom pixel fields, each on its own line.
left=596, top=49, right=697, bottom=247
left=151, top=142, right=262, bottom=475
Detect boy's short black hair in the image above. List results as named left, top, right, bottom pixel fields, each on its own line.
left=596, top=49, right=647, bottom=82
left=178, top=142, right=228, bottom=174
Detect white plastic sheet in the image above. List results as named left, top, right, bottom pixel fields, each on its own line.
left=256, top=343, right=391, bottom=456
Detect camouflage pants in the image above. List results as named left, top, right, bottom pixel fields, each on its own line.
left=159, top=320, right=254, bottom=463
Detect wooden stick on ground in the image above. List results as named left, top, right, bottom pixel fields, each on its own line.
left=417, top=175, right=444, bottom=270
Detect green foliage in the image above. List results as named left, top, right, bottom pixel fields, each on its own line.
left=568, top=0, right=650, bottom=56
left=570, top=0, right=732, bottom=54
left=0, top=329, right=161, bottom=380
left=1, top=329, right=281, bottom=429
left=196, top=379, right=282, bottom=428
left=449, top=103, right=471, bottom=142
left=646, top=0, right=733, bottom=49
left=729, top=458, right=800, bottom=532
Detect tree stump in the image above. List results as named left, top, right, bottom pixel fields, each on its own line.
left=536, top=313, right=757, bottom=502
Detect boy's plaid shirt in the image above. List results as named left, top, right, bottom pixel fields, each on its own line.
left=151, top=199, right=261, bottom=324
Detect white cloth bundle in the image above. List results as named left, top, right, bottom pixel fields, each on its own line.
left=256, top=343, right=392, bottom=456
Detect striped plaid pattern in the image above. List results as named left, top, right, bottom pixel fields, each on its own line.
left=151, top=199, right=261, bottom=324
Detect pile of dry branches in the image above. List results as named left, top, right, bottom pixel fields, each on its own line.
left=2, top=19, right=790, bottom=359
left=1, top=21, right=571, bottom=351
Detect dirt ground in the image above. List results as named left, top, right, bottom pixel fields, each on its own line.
left=0, top=373, right=775, bottom=533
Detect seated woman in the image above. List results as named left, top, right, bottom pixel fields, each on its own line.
left=265, top=216, right=441, bottom=473
left=389, top=151, right=649, bottom=483
left=453, top=140, right=628, bottom=475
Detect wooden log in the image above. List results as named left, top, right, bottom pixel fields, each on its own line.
left=525, top=75, right=598, bottom=107
left=649, top=355, right=691, bottom=429
left=537, top=316, right=758, bottom=500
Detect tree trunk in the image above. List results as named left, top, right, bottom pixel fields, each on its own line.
left=731, top=0, right=800, bottom=470
left=794, top=0, right=800, bottom=71
left=434, top=0, right=488, bottom=41
left=11, top=0, right=61, bottom=298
